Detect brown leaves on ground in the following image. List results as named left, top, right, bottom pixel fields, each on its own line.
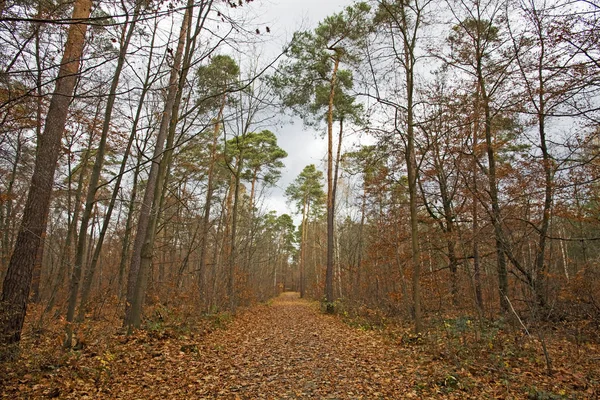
left=1, top=293, right=599, bottom=399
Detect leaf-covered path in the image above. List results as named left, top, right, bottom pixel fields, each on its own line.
left=109, top=292, right=413, bottom=399
left=5, top=292, right=598, bottom=399
left=191, top=292, right=408, bottom=398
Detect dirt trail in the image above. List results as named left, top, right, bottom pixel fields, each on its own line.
left=3, top=293, right=419, bottom=399
left=107, top=292, right=414, bottom=399
left=4, top=292, right=598, bottom=399
left=193, top=292, right=410, bottom=399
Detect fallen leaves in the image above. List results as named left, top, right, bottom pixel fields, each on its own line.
left=1, top=292, right=599, bottom=399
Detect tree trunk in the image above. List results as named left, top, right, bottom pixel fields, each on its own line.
left=533, top=35, right=551, bottom=311
left=29, top=240, right=44, bottom=304
left=472, top=112, right=484, bottom=311
left=406, top=111, right=422, bottom=333
left=65, top=1, right=142, bottom=346
left=333, top=119, right=344, bottom=299
left=478, top=55, right=509, bottom=312
left=124, top=1, right=192, bottom=330
left=405, top=48, right=422, bottom=334
left=198, top=97, right=225, bottom=307
left=29, top=3, right=48, bottom=305
left=325, top=54, right=340, bottom=313
left=355, top=186, right=366, bottom=300
left=221, top=176, right=235, bottom=308
left=0, top=0, right=92, bottom=347
left=228, top=151, right=245, bottom=311
left=300, top=198, right=309, bottom=298
left=118, top=152, right=142, bottom=298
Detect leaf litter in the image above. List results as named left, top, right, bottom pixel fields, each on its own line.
left=1, top=292, right=599, bottom=399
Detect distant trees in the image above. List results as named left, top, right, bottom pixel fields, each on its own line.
left=286, top=164, right=326, bottom=298
left=272, top=2, right=370, bottom=311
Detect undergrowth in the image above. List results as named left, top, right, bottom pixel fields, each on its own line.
left=336, top=298, right=599, bottom=399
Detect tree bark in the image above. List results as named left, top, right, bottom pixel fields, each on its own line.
left=118, top=151, right=142, bottom=298
left=65, top=1, right=142, bottom=347
left=300, top=198, right=309, bottom=298
left=325, top=54, right=340, bottom=313
left=333, top=119, right=344, bottom=299
left=403, top=25, right=422, bottom=334
left=0, top=0, right=93, bottom=347
left=472, top=121, right=483, bottom=311
left=29, top=2, right=48, bottom=305
left=124, top=1, right=192, bottom=330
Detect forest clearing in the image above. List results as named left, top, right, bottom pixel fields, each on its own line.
left=1, top=292, right=599, bottom=399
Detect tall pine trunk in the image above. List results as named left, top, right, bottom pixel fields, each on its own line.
left=325, top=54, right=340, bottom=313
left=65, top=1, right=143, bottom=347
left=0, top=0, right=93, bottom=347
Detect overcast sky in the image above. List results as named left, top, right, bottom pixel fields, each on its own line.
left=247, top=0, right=356, bottom=221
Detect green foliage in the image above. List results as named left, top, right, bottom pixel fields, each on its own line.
left=260, top=211, right=297, bottom=256
left=437, top=374, right=461, bottom=392
left=448, top=18, right=501, bottom=65
left=343, top=144, right=390, bottom=184
left=239, top=130, right=287, bottom=187
left=143, top=304, right=195, bottom=339
left=270, top=2, right=370, bottom=127
left=443, top=315, right=473, bottom=337
left=206, top=311, right=233, bottom=330
left=285, top=164, right=326, bottom=218
left=195, top=55, right=240, bottom=113
left=223, top=129, right=287, bottom=207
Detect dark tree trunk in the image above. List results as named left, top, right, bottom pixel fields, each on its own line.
left=0, top=0, right=93, bottom=347
left=124, top=1, right=192, bottom=329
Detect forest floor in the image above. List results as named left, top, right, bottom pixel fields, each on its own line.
left=1, top=292, right=599, bottom=399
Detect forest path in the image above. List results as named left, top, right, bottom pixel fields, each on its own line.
left=4, top=293, right=423, bottom=399
left=189, top=291, right=411, bottom=399
left=4, top=292, right=598, bottom=399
